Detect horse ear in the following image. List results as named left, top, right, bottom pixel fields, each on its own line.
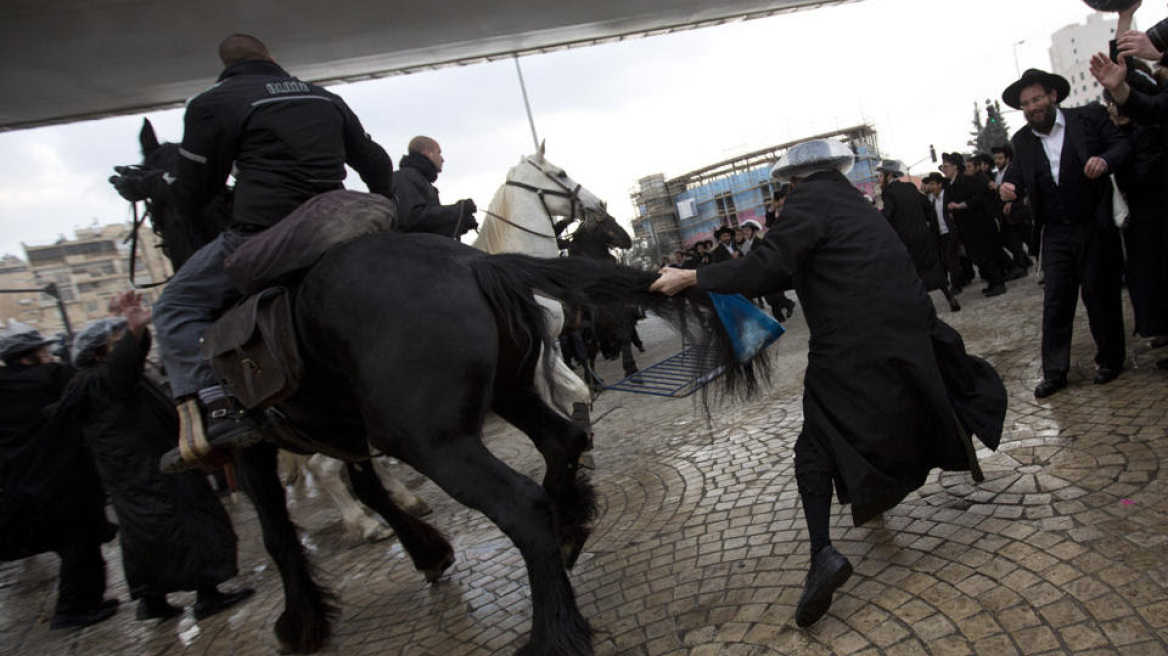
left=140, top=119, right=160, bottom=155
left=537, top=139, right=546, bottom=161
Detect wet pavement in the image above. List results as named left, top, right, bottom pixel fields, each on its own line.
left=3, top=274, right=1167, bottom=656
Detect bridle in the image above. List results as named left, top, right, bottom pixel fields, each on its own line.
left=483, top=158, right=586, bottom=240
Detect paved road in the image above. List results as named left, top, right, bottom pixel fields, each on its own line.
left=3, top=274, right=1167, bottom=656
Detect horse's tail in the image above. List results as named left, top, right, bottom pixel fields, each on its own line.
left=470, top=254, right=771, bottom=402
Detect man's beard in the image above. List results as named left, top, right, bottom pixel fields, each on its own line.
left=1027, top=107, right=1056, bottom=134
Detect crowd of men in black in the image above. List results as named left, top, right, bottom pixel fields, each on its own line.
left=663, top=1, right=1168, bottom=401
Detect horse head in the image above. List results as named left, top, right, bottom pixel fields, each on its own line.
left=108, top=119, right=227, bottom=268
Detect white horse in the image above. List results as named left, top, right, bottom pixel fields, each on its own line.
left=473, top=144, right=612, bottom=421
left=279, top=451, right=431, bottom=542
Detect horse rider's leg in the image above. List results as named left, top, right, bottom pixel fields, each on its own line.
left=306, top=455, right=394, bottom=543
left=344, top=461, right=453, bottom=583
left=408, top=436, right=592, bottom=656
left=232, top=442, right=333, bottom=654
left=370, top=458, right=432, bottom=518
left=492, top=390, right=596, bottom=569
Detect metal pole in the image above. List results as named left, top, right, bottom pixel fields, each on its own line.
left=1013, top=40, right=1025, bottom=77
left=43, top=283, right=73, bottom=338
left=513, top=55, right=541, bottom=152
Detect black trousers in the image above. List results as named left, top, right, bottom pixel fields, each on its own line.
left=54, top=539, right=107, bottom=615
left=1000, top=219, right=1033, bottom=269
left=1040, top=221, right=1126, bottom=377
left=955, top=216, right=1004, bottom=286
left=794, top=433, right=834, bottom=555
left=937, top=233, right=966, bottom=289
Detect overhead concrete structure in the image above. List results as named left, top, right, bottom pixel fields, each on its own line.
left=1, top=0, right=860, bottom=132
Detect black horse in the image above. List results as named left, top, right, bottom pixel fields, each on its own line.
left=563, top=218, right=643, bottom=383
left=111, top=120, right=764, bottom=655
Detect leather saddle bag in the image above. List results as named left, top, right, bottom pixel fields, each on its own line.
left=201, top=286, right=302, bottom=409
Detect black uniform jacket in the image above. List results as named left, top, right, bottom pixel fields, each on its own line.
left=176, top=59, right=393, bottom=230
left=695, top=171, right=1006, bottom=525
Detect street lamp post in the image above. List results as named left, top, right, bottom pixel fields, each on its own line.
left=1012, top=39, right=1026, bottom=77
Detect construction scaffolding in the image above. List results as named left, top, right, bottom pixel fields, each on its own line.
left=630, top=124, right=882, bottom=252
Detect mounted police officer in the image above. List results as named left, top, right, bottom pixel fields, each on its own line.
left=393, top=136, right=478, bottom=237
left=152, top=34, right=394, bottom=472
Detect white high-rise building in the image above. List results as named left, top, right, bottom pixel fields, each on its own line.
left=1049, top=12, right=1124, bottom=108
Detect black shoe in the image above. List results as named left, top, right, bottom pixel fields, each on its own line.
left=1093, top=367, right=1123, bottom=385
left=1158, top=358, right=1168, bottom=370
left=1150, top=336, right=1168, bottom=349
left=51, top=601, right=119, bottom=630
left=1004, top=266, right=1026, bottom=281
left=951, top=286, right=963, bottom=296
left=1034, top=376, right=1068, bottom=399
left=193, top=588, right=255, bottom=621
left=948, top=297, right=961, bottom=312
left=982, top=284, right=1006, bottom=297
left=136, top=597, right=182, bottom=621
left=795, top=545, right=853, bottom=628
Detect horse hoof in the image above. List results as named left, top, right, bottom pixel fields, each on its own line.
left=424, top=552, right=455, bottom=583
left=363, top=525, right=395, bottom=543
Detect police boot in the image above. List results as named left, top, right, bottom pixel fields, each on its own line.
left=159, top=387, right=264, bottom=474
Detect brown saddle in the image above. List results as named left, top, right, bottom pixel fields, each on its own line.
left=201, top=286, right=301, bottom=410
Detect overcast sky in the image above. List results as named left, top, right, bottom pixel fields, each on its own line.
left=0, top=0, right=1146, bottom=258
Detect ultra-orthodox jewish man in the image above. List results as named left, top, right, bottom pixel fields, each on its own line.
left=651, top=139, right=1007, bottom=627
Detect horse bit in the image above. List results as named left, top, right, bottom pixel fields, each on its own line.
left=484, top=158, right=584, bottom=240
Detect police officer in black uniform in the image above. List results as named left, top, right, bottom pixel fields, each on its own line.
left=152, top=34, right=394, bottom=471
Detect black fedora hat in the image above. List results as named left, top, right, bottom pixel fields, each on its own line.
left=940, top=152, right=964, bottom=168
left=714, top=225, right=736, bottom=240
left=1002, top=68, right=1071, bottom=109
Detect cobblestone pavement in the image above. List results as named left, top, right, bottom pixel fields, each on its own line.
left=3, top=275, right=1168, bottom=656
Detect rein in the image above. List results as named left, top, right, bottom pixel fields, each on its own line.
left=124, top=200, right=171, bottom=289
left=482, top=209, right=557, bottom=239
left=499, top=158, right=584, bottom=241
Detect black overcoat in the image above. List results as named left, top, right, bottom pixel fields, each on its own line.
left=943, top=173, right=1000, bottom=264
left=697, top=171, right=1006, bottom=525
left=0, top=362, right=109, bottom=560
left=392, top=153, right=465, bottom=237
left=881, top=179, right=948, bottom=291
left=70, top=330, right=239, bottom=598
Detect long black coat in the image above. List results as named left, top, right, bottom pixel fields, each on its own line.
left=697, top=171, right=1006, bottom=525
left=943, top=172, right=1000, bottom=265
left=1114, top=121, right=1168, bottom=336
left=881, top=179, right=948, bottom=291
left=0, top=362, right=109, bottom=560
left=70, top=330, right=239, bottom=597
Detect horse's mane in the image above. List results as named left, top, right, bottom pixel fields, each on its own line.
left=471, top=184, right=515, bottom=254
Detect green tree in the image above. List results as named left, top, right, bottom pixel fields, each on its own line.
left=968, top=99, right=1011, bottom=154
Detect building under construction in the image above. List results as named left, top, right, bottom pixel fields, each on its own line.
left=630, top=124, right=881, bottom=258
